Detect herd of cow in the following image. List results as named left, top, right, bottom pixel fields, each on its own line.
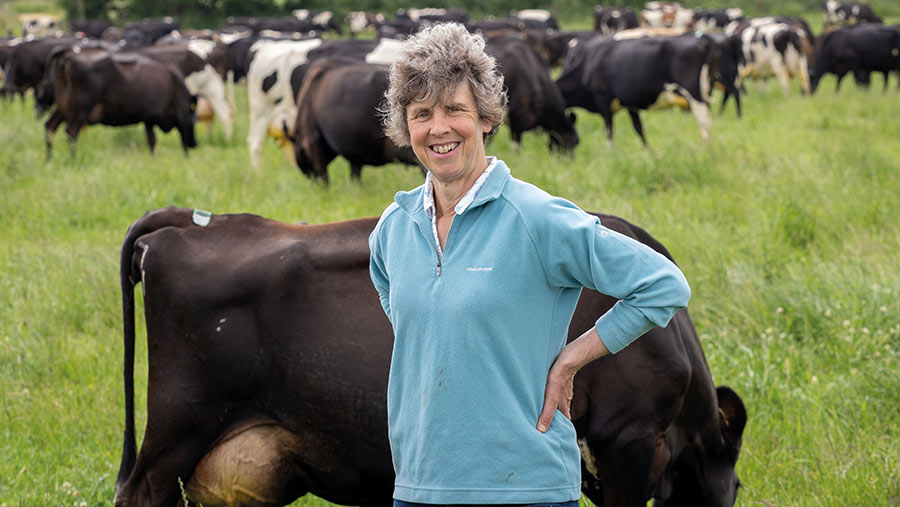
left=2, top=2, right=898, bottom=506
left=2, top=1, right=899, bottom=180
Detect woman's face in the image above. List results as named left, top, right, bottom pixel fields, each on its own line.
left=406, top=81, right=492, bottom=186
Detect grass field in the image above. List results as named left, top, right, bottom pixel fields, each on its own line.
left=1, top=63, right=899, bottom=506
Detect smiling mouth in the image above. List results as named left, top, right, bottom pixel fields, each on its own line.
left=431, top=142, right=459, bottom=154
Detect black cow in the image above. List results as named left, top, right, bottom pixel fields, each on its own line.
left=484, top=38, right=578, bottom=151
left=544, top=31, right=600, bottom=68
left=375, top=18, right=421, bottom=40
left=120, top=18, right=180, bottom=47
left=823, top=1, right=883, bottom=27
left=593, top=7, right=640, bottom=35
left=291, top=58, right=419, bottom=181
left=0, top=37, right=77, bottom=98
left=43, top=49, right=197, bottom=155
left=34, top=39, right=122, bottom=114
left=709, top=33, right=745, bottom=117
left=115, top=206, right=746, bottom=507
left=70, top=19, right=111, bottom=38
left=810, top=24, right=900, bottom=92
left=557, top=34, right=716, bottom=144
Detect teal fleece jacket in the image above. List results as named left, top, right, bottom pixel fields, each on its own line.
left=368, top=160, right=690, bottom=503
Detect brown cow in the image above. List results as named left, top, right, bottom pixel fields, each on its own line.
left=114, top=206, right=746, bottom=507
left=43, top=48, right=197, bottom=155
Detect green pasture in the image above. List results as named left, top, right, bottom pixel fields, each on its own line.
left=2, top=67, right=899, bottom=506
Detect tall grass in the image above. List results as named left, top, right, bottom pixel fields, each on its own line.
left=1, top=71, right=899, bottom=506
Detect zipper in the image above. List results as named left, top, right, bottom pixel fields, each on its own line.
left=436, top=258, right=441, bottom=277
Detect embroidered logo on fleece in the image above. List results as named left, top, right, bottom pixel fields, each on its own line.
left=466, top=267, right=493, bottom=272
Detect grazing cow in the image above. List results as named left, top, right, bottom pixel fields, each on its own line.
left=510, top=9, right=560, bottom=30
left=693, top=8, right=744, bottom=33
left=291, top=59, right=419, bottom=180
left=115, top=206, right=746, bottom=507
left=484, top=38, right=579, bottom=151
left=810, top=24, right=900, bottom=92
left=727, top=18, right=812, bottom=96
left=0, top=37, right=76, bottom=98
left=557, top=34, right=715, bottom=144
left=245, top=38, right=323, bottom=168
left=43, top=49, right=196, bottom=154
left=130, top=43, right=233, bottom=140
left=641, top=2, right=694, bottom=31
left=346, top=11, right=385, bottom=38
left=823, top=1, right=883, bottom=27
left=593, top=7, right=640, bottom=35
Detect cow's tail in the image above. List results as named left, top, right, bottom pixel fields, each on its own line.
left=116, top=206, right=195, bottom=493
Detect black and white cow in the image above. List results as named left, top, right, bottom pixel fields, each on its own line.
left=641, top=2, right=694, bottom=31
left=21, top=14, right=61, bottom=38
left=246, top=38, right=405, bottom=168
left=593, top=7, right=640, bottom=35
left=292, top=10, right=342, bottom=35
left=823, top=1, right=883, bottom=27
left=510, top=9, right=560, bottom=31
left=726, top=18, right=812, bottom=96
left=557, top=33, right=716, bottom=144
left=693, top=8, right=744, bottom=33
left=396, top=7, right=470, bottom=25
left=345, top=11, right=385, bottom=38
left=810, top=24, right=900, bottom=92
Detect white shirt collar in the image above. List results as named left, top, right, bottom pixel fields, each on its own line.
left=423, top=157, right=497, bottom=219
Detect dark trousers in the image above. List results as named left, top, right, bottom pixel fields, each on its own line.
left=393, top=501, right=579, bottom=507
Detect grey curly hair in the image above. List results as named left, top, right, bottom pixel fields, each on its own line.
left=382, top=22, right=507, bottom=147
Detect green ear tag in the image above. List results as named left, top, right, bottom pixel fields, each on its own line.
left=192, top=209, right=211, bottom=227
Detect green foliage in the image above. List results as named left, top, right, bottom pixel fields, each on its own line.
left=2, top=59, right=900, bottom=506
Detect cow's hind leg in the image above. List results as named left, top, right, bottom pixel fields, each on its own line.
left=64, top=120, right=83, bottom=155
left=145, top=123, right=157, bottom=154
left=350, top=164, right=363, bottom=181
left=627, top=109, right=647, bottom=146
left=44, top=110, right=64, bottom=159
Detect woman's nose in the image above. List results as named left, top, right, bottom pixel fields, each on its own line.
left=429, top=110, right=450, bottom=136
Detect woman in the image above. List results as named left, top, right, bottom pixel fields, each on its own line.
left=369, top=23, right=691, bottom=506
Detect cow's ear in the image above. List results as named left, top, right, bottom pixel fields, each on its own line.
left=568, top=112, right=576, bottom=125
left=716, top=385, right=746, bottom=446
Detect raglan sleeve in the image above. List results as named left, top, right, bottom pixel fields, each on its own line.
left=528, top=197, right=691, bottom=354
left=368, top=207, right=394, bottom=323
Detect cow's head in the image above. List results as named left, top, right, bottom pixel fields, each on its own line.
left=656, top=385, right=747, bottom=507
left=548, top=111, right=579, bottom=153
